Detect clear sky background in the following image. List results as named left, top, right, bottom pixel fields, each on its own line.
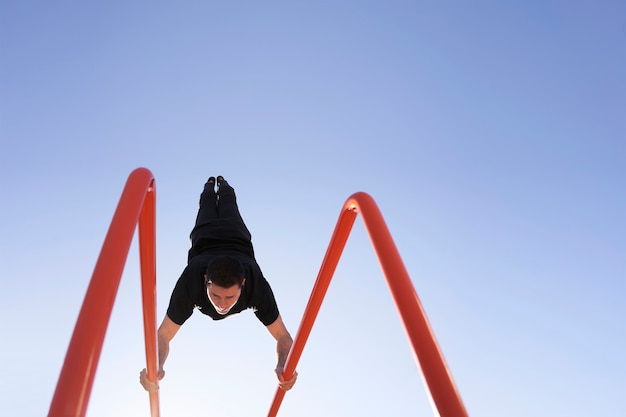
left=1, top=1, right=625, bottom=416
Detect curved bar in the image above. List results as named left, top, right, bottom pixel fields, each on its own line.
left=267, top=203, right=358, bottom=417
left=48, top=168, right=160, bottom=417
left=138, top=177, right=160, bottom=417
left=349, top=192, right=467, bottom=417
left=267, top=192, right=467, bottom=417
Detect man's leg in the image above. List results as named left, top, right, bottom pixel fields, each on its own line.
left=193, top=177, right=218, bottom=227
left=216, top=177, right=252, bottom=239
left=188, top=178, right=219, bottom=261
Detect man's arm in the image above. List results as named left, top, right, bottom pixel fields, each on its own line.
left=139, top=315, right=181, bottom=392
left=266, top=314, right=298, bottom=391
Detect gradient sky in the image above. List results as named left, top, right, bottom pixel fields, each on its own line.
left=1, top=2, right=625, bottom=416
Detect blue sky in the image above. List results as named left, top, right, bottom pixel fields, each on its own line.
left=1, top=1, right=625, bottom=416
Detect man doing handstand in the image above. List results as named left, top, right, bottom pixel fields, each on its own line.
left=139, top=176, right=297, bottom=392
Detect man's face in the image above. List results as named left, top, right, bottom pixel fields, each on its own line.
left=205, top=279, right=244, bottom=315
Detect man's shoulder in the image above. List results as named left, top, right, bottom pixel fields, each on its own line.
left=239, top=256, right=263, bottom=279
left=177, top=255, right=211, bottom=288
left=187, top=253, right=213, bottom=271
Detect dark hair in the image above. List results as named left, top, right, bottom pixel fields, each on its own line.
left=206, top=255, right=245, bottom=288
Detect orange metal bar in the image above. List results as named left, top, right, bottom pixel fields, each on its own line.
left=48, top=168, right=160, bottom=417
left=138, top=175, right=160, bottom=417
left=268, top=192, right=468, bottom=417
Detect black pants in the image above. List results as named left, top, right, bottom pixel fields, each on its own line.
left=188, top=179, right=254, bottom=262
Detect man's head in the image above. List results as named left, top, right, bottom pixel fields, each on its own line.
left=204, top=255, right=246, bottom=315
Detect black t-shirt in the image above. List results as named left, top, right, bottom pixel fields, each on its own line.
left=166, top=250, right=280, bottom=327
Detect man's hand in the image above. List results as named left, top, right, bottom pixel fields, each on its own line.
left=275, top=367, right=298, bottom=391
left=140, top=315, right=180, bottom=392
left=266, top=315, right=297, bottom=390
left=139, top=368, right=165, bottom=392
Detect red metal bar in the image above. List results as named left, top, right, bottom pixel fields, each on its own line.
left=268, top=192, right=468, bottom=417
left=138, top=176, right=160, bottom=417
left=267, top=205, right=359, bottom=416
left=48, top=168, right=160, bottom=417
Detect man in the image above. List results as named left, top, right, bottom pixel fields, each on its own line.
left=139, top=176, right=298, bottom=392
